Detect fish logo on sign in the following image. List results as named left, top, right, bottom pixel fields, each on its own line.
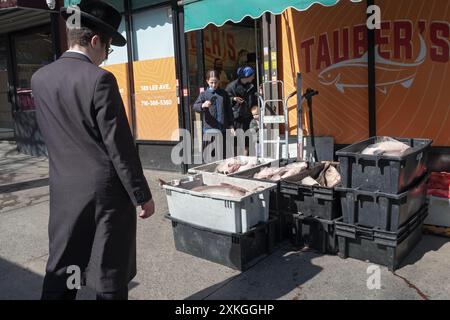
left=318, top=34, right=427, bottom=94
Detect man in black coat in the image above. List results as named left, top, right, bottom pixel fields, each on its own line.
left=31, top=0, right=155, bottom=300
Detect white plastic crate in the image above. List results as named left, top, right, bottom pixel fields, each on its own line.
left=163, top=174, right=277, bottom=233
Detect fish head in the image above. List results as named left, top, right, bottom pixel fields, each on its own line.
left=318, top=68, right=341, bottom=86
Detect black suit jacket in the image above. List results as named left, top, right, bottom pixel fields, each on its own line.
left=31, top=52, right=151, bottom=206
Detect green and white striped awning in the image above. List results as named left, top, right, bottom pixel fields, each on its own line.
left=180, top=0, right=363, bottom=32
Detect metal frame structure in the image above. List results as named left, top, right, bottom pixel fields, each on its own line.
left=257, top=80, right=296, bottom=160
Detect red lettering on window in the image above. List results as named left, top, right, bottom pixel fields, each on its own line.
left=227, top=34, right=236, bottom=61
left=204, top=32, right=211, bottom=55
left=210, top=28, right=221, bottom=56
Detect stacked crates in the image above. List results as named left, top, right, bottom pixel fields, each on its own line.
left=232, top=160, right=342, bottom=254
left=165, top=158, right=279, bottom=271
left=335, top=137, right=432, bottom=271
left=230, top=159, right=321, bottom=243
left=280, top=162, right=342, bottom=254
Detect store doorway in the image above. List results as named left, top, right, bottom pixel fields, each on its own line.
left=10, top=25, right=53, bottom=155
left=186, top=17, right=263, bottom=160
left=0, top=36, right=13, bottom=140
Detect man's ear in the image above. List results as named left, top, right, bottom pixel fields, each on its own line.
left=91, top=35, right=99, bottom=48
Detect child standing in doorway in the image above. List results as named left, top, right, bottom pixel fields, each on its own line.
left=249, top=105, right=260, bottom=156
left=249, top=105, right=260, bottom=135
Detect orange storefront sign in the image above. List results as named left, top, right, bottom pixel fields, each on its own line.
left=103, top=57, right=180, bottom=141
left=133, top=57, right=179, bottom=141
left=280, top=0, right=449, bottom=146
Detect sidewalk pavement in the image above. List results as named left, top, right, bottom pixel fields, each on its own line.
left=0, top=141, right=449, bottom=300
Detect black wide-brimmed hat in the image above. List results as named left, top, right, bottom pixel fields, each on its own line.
left=61, top=0, right=126, bottom=47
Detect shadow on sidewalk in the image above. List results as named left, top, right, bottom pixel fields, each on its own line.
left=0, top=257, right=139, bottom=300
left=0, top=257, right=44, bottom=300
left=0, top=178, right=49, bottom=194
left=185, top=243, right=323, bottom=300
left=400, top=234, right=450, bottom=268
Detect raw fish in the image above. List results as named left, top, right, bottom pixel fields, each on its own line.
left=361, top=137, right=410, bottom=156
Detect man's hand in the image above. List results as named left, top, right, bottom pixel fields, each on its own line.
left=202, top=101, right=212, bottom=109
left=139, top=199, right=155, bottom=219
left=233, top=97, right=244, bottom=104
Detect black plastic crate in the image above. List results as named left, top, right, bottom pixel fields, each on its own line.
left=280, top=162, right=342, bottom=220
left=166, top=215, right=278, bottom=271
left=271, top=209, right=296, bottom=243
left=336, top=137, right=432, bottom=193
left=292, top=214, right=338, bottom=254
left=336, top=206, right=428, bottom=271
left=337, top=173, right=428, bottom=232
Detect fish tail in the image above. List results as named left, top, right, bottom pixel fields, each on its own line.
left=158, top=178, right=168, bottom=187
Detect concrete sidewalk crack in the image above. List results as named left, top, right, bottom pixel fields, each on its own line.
left=393, top=273, right=429, bottom=300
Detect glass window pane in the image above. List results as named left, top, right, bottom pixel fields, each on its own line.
left=131, top=6, right=179, bottom=141
left=15, top=29, right=53, bottom=111
left=102, top=16, right=128, bottom=66
left=64, top=0, right=124, bottom=13
left=0, top=39, right=13, bottom=130
left=132, top=6, right=174, bottom=61
left=131, top=0, right=167, bottom=11
left=104, top=0, right=124, bottom=12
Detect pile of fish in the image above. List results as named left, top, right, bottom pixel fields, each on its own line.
left=159, top=178, right=263, bottom=198
left=300, top=162, right=341, bottom=188
left=190, top=183, right=261, bottom=198
left=361, top=137, right=411, bottom=156
left=251, top=161, right=341, bottom=187
left=253, top=162, right=308, bottom=181
left=215, top=158, right=259, bottom=174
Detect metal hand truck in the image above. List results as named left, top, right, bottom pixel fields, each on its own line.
left=256, top=80, right=297, bottom=159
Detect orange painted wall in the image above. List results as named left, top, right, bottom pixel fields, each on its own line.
left=102, top=63, right=132, bottom=126
left=279, top=1, right=369, bottom=145
left=279, top=0, right=449, bottom=146
left=375, top=0, right=449, bottom=146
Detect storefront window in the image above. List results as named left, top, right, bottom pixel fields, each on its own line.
left=64, top=0, right=123, bottom=12
left=202, top=22, right=257, bottom=88
left=133, top=7, right=174, bottom=61
left=0, top=39, right=13, bottom=131
left=132, top=6, right=179, bottom=141
left=186, top=18, right=260, bottom=151
left=13, top=28, right=53, bottom=112
left=106, top=0, right=124, bottom=12
left=101, top=17, right=132, bottom=123
left=131, top=0, right=168, bottom=10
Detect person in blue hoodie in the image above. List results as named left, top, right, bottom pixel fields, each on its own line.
left=193, top=70, right=234, bottom=158
left=225, top=66, right=257, bottom=131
